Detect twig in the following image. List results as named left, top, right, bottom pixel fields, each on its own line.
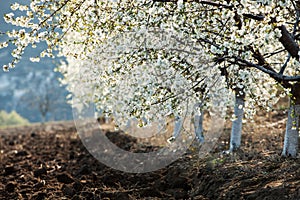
left=279, top=54, right=291, bottom=74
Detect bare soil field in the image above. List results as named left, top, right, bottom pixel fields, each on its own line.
left=1, top=109, right=300, bottom=200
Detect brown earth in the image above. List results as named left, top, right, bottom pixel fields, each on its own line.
left=0, top=109, right=300, bottom=200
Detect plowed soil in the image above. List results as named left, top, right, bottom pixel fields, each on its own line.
left=1, top=109, right=300, bottom=200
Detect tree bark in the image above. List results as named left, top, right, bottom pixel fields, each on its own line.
left=278, top=25, right=299, bottom=60
left=229, top=92, right=245, bottom=151
left=282, top=82, right=300, bottom=157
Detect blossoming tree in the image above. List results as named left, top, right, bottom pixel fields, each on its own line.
left=1, top=0, right=300, bottom=156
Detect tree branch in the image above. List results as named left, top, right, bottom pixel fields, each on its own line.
left=278, top=25, right=299, bottom=60
left=235, top=58, right=299, bottom=86
left=197, top=37, right=220, bottom=48
left=249, top=47, right=281, bottom=76
left=263, top=49, right=285, bottom=58
left=279, top=54, right=291, bottom=74
left=242, top=13, right=264, bottom=21
left=153, top=0, right=233, bottom=9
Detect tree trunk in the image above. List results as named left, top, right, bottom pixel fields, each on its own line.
left=173, top=115, right=182, bottom=138
left=282, top=82, right=300, bottom=157
left=194, top=110, right=204, bottom=143
left=229, top=92, right=245, bottom=151
left=167, top=115, right=183, bottom=143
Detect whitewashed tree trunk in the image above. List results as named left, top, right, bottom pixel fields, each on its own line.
left=170, top=108, right=204, bottom=143
left=194, top=110, right=204, bottom=143
left=282, top=83, right=300, bottom=157
left=173, top=115, right=182, bottom=138
left=167, top=115, right=183, bottom=143
left=229, top=93, right=245, bottom=151
left=282, top=104, right=300, bottom=157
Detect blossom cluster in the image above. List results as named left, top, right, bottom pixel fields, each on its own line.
left=2, top=0, right=300, bottom=128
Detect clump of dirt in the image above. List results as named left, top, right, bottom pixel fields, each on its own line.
left=0, top=110, right=300, bottom=199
